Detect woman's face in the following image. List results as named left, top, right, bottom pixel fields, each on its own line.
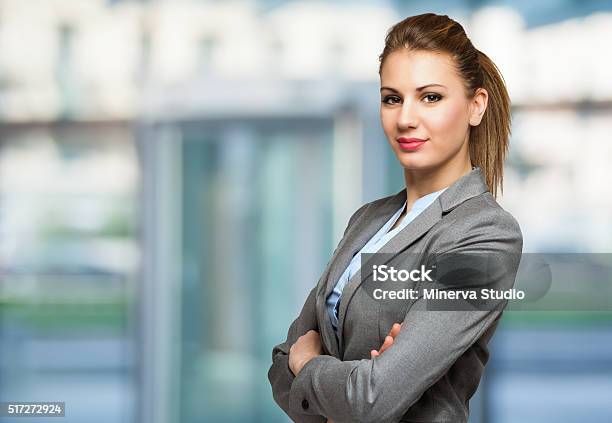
left=379, top=49, right=486, bottom=171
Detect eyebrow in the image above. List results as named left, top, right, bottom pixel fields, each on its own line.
left=380, top=84, right=446, bottom=93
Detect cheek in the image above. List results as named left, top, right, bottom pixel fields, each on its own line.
left=426, top=102, right=469, bottom=139
left=380, top=110, right=396, bottom=137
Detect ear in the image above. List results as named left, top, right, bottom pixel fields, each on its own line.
left=469, top=88, right=488, bottom=126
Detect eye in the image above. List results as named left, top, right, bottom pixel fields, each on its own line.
left=423, top=93, right=442, bottom=103
left=381, top=95, right=401, bottom=105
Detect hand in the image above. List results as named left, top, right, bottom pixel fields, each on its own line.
left=289, top=330, right=323, bottom=376
left=370, top=322, right=403, bottom=358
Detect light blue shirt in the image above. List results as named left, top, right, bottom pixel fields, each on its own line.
left=326, top=187, right=448, bottom=336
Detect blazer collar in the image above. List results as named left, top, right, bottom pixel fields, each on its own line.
left=317, top=166, right=490, bottom=358
left=438, top=166, right=489, bottom=213
left=382, top=166, right=489, bottom=214
left=345, top=165, right=489, bottom=229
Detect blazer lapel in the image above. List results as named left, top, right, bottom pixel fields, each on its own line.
left=315, top=190, right=406, bottom=357
left=324, top=192, right=407, bottom=300
left=335, top=197, right=441, bottom=356
left=334, top=167, right=490, bottom=357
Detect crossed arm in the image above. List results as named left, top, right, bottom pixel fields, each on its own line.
left=269, top=208, right=522, bottom=423
left=289, top=324, right=402, bottom=423
left=267, top=204, right=371, bottom=422
left=267, top=287, right=400, bottom=423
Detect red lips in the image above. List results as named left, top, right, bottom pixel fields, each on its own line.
left=397, top=137, right=427, bottom=151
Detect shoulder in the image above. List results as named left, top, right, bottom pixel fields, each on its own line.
left=448, top=191, right=521, bottom=234
left=345, top=191, right=400, bottom=226
left=433, top=191, right=523, bottom=253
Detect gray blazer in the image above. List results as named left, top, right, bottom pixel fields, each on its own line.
left=268, top=167, right=523, bottom=423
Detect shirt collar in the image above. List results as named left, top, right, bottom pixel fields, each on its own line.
left=405, top=186, right=449, bottom=214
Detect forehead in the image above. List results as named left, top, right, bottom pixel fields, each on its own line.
left=380, top=49, right=460, bottom=90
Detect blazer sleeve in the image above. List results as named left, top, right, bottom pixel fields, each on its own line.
left=286, top=209, right=523, bottom=423
left=267, top=203, right=370, bottom=422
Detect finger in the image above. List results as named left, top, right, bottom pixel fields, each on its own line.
left=381, top=335, right=393, bottom=349
left=370, top=349, right=380, bottom=358
left=389, top=323, right=402, bottom=338
left=378, top=335, right=394, bottom=354
left=307, top=330, right=322, bottom=342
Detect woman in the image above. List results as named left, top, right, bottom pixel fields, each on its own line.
left=268, top=13, right=523, bottom=423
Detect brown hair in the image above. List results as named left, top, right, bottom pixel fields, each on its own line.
left=378, top=13, right=511, bottom=198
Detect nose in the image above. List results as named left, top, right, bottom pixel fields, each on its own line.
left=397, top=101, right=418, bottom=129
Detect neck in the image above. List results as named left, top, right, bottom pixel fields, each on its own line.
left=403, top=155, right=472, bottom=212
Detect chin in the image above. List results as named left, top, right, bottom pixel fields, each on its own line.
left=394, top=152, right=435, bottom=170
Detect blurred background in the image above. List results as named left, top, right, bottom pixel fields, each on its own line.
left=1, top=0, right=611, bottom=422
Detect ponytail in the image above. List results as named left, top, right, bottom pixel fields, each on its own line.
left=468, top=50, right=511, bottom=198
